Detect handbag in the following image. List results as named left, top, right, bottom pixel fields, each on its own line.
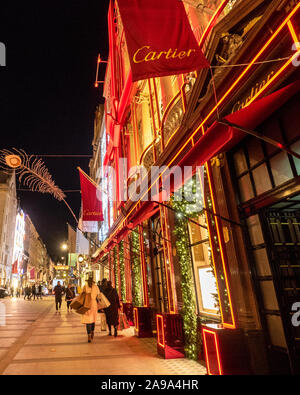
left=97, top=292, right=111, bottom=310
left=70, top=292, right=85, bottom=310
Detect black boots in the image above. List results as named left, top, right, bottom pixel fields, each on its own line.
left=114, top=327, right=117, bottom=337
left=88, top=334, right=92, bottom=343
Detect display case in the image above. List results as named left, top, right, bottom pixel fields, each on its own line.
left=122, top=302, right=134, bottom=326
left=133, top=307, right=153, bottom=337
left=202, top=324, right=251, bottom=375
left=156, top=313, right=185, bottom=359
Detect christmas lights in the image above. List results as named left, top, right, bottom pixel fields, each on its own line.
left=171, top=175, right=202, bottom=360
left=130, top=228, right=142, bottom=307
left=119, top=240, right=126, bottom=302
left=113, top=246, right=119, bottom=294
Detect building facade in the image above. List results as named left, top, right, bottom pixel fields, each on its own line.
left=24, top=214, right=50, bottom=287
left=0, top=171, right=17, bottom=288
left=91, top=0, right=300, bottom=374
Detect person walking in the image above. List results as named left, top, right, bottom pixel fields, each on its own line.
left=103, top=281, right=121, bottom=337
left=81, top=277, right=100, bottom=343
left=31, top=284, right=36, bottom=300
left=97, top=279, right=108, bottom=331
left=65, top=283, right=75, bottom=312
left=24, top=285, right=31, bottom=300
left=53, top=281, right=64, bottom=313
left=37, top=284, right=43, bottom=299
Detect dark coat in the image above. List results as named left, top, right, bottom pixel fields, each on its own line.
left=54, top=285, right=64, bottom=298
left=103, top=286, right=120, bottom=326
left=65, top=287, right=75, bottom=301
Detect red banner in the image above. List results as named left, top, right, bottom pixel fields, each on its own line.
left=12, top=260, right=18, bottom=274
left=117, top=0, right=210, bottom=82
left=79, top=169, right=104, bottom=222
left=30, top=268, right=35, bottom=280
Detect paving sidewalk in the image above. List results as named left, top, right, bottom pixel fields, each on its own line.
left=0, top=296, right=207, bottom=375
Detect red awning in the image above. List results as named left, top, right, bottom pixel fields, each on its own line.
left=128, top=201, right=160, bottom=229
left=180, top=80, right=300, bottom=168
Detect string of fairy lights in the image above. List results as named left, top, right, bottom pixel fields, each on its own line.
left=119, top=241, right=126, bottom=301
left=171, top=176, right=203, bottom=360
left=130, top=229, right=143, bottom=307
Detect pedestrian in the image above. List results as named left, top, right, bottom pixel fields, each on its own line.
left=37, top=284, right=43, bottom=299
left=98, top=278, right=108, bottom=293
left=97, top=279, right=108, bottom=331
left=31, top=284, right=36, bottom=300
left=10, top=287, right=14, bottom=297
left=80, top=277, right=101, bottom=343
left=103, top=281, right=121, bottom=337
left=65, top=283, right=75, bottom=312
left=53, top=281, right=64, bottom=313
left=24, top=286, right=30, bottom=300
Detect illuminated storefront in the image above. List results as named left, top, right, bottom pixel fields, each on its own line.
left=11, top=209, right=25, bottom=290
left=91, top=0, right=300, bottom=374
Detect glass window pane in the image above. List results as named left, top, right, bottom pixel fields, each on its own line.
left=246, top=215, right=265, bottom=246
left=270, top=152, right=293, bottom=186
left=291, top=140, right=300, bottom=176
left=252, top=164, right=272, bottom=195
left=247, top=140, right=264, bottom=167
left=198, top=267, right=218, bottom=312
left=238, top=174, right=254, bottom=202
left=189, top=221, right=202, bottom=245
left=233, top=149, right=248, bottom=176
left=192, top=243, right=205, bottom=263
left=253, top=248, right=271, bottom=277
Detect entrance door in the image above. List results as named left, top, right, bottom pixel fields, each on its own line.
left=246, top=194, right=300, bottom=374
left=261, top=196, right=300, bottom=374
left=150, top=214, right=168, bottom=314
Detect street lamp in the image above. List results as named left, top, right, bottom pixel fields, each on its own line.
left=61, top=243, right=68, bottom=251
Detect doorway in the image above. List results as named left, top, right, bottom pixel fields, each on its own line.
left=247, top=193, right=300, bottom=374
left=149, top=214, right=168, bottom=314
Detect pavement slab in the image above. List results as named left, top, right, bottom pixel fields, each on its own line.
left=0, top=297, right=207, bottom=376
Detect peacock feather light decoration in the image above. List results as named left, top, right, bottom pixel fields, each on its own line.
left=0, top=148, right=78, bottom=223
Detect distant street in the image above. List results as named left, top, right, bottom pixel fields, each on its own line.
left=0, top=296, right=206, bottom=375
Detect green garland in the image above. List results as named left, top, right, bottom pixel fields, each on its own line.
left=130, top=228, right=142, bottom=307
left=113, top=246, right=119, bottom=294
left=119, top=240, right=126, bottom=301
left=171, top=175, right=203, bottom=360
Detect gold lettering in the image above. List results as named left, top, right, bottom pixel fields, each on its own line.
left=177, top=51, right=187, bottom=59
left=132, top=46, right=196, bottom=64
left=171, top=49, right=178, bottom=58
left=133, top=46, right=150, bottom=63
left=186, top=49, right=196, bottom=57
left=165, top=49, right=173, bottom=59
left=157, top=51, right=167, bottom=59
left=145, top=51, right=157, bottom=62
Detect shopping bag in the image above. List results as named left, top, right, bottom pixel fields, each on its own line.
left=70, top=292, right=85, bottom=310
left=97, top=292, right=110, bottom=310
left=75, top=305, right=90, bottom=315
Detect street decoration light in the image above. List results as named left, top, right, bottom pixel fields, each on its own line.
left=0, top=148, right=78, bottom=223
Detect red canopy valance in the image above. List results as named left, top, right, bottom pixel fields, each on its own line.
left=180, top=80, right=300, bottom=168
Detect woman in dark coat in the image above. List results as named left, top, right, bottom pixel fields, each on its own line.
left=103, top=281, right=121, bottom=337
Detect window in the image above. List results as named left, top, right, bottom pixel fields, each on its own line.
left=232, top=109, right=300, bottom=204
left=189, top=214, right=219, bottom=316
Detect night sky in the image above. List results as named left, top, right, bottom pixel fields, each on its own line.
left=0, top=1, right=109, bottom=260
